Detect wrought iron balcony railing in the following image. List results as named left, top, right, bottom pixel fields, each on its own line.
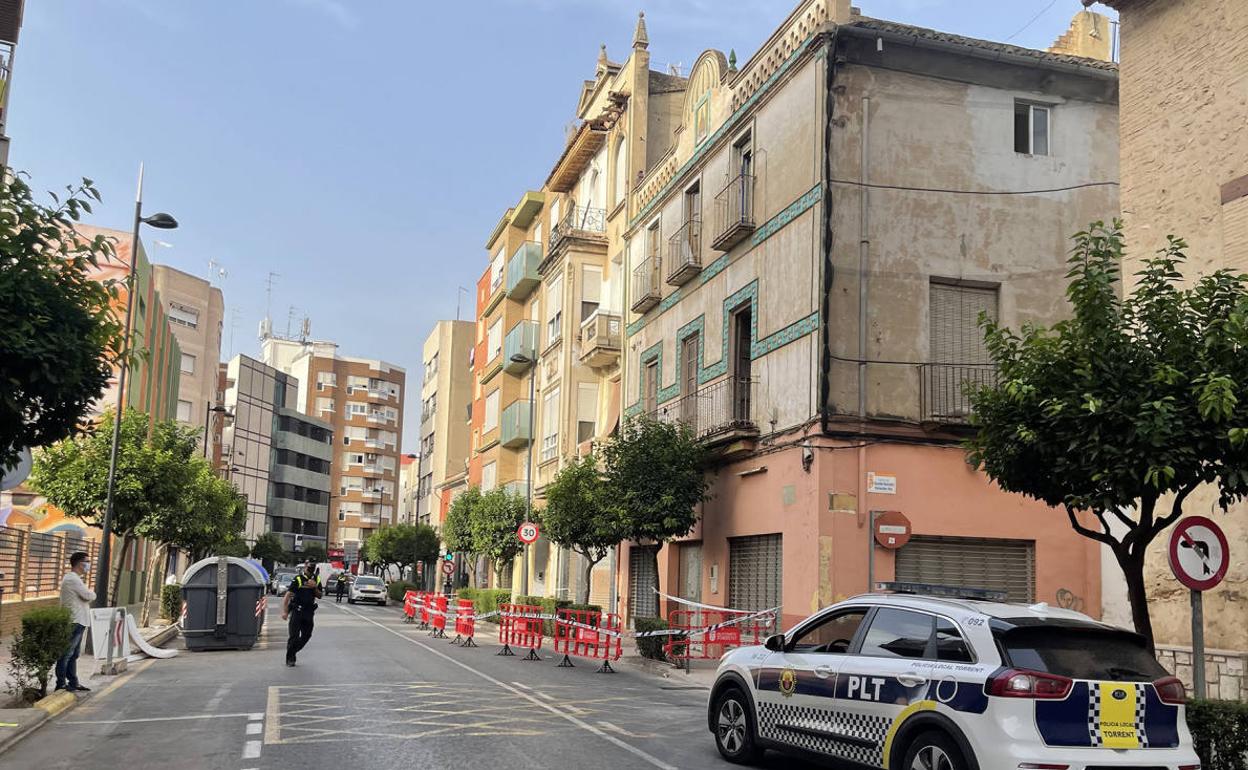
left=649, top=377, right=757, bottom=442
left=712, top=173, right=756, bottom=252
left=666, top=216, right=702, bottom=286
left=919, top=363, right=997, bottom=425
left=631, top=256, right=661, bottom=313
left=549, top=206, right=607, bottom=256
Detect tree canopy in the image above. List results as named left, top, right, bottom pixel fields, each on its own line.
left=442, top=486, right=479, bottom=554
left=543, top=453, right=623, bottom=603
left=364, top=523, right=440, bottom=578
left=250, top=532, right=286, bottom=568
left=967, top=221, right=1248, bottom=647
left=0, top=174, right=126, bottom=470
left=469, top=488, right=529, bottom=571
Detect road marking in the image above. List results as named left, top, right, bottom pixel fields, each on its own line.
left=246, top=722, right=263, bottom=735
left=511, top=681, right=531, bottom=690
left=242, top=739, right=262, bottom=759
left=63, top=712, right=257, bottom=725
left=204, top=683, right=230, bottom=712
left=264, top=686, right=282, bottom=744
left=329, top=603, right=677, bottom=770
left=248, top=712, right=264, bottom=721
left=71, top=658, right=156, bottom=713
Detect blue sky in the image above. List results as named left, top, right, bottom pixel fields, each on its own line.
left=11, top=0, right=1113, bottom=450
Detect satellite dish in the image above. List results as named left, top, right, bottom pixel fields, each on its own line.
left=1, top=448, right=33, bottom=491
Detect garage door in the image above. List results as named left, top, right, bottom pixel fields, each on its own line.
left=728, top=534, right=782, bottom=630
left=894, top=535, right=1034, bottom=603
left=629, top=545, right=659, bottom=619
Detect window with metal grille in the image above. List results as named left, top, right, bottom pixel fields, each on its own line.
left=728, top=534, right=782, bottom=629
left=628, top=545, right=659, bottom=620
left=894, top=535, right=1035, bottom=603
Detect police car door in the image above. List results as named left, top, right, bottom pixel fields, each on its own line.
left=832, top=608, right=941, bottom=768
left=753, top=607, right=869, bottom=758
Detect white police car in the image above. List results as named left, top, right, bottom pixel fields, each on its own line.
left=708, top=583, right=1200, bottom=769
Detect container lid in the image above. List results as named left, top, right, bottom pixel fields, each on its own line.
left=181, top=555, right=266, bottom=585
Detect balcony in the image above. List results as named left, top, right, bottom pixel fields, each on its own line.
left=665, top=217, right=703, bottom=286
left=549, top=206, right=607, bottom=257
left=919, top=363, right=997, bottom=426
left=579, top=312, right=622, bottom=369
left=506, top=241, right=542, bottom=300
left=500, top=400, right=533, bottom=448
left=503, top=321, right=538, bottom=374
left=503, top=480, right=530, bottom=499
left=650, top=377, right=758, bottom=446
left=631, top=257, right=661, bottom=313
left=360, top=488, right=382, bottom=500
left=712, top=174, right=756, bottom=252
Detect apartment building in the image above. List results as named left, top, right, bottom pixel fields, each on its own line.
left=616, top=0, right=1119, bottom=629
left=1092, top=0, right=1248, bottom=698
left=398, top=454, right=417, bottom=524
left=153, top=265, right=225, bottom=459
left=222, top=354, right=333, bottom=549
left=0, top=0, right=24, bottom=166
left=263, top=337, right=406, bottom=551
left=418, top=320, right=474, bottom=526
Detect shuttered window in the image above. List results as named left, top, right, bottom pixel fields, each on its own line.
left=929, top=281, right=998, bottom=364
left=629, top=545, right=659, bottom=620
left=894, top=535, right=1035, bottom=603
left=728, top=534, right=782, bottom=630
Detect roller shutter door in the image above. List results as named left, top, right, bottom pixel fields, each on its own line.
left=728, top=534, right=782, bottom=629
left=894, top=535, right=1034, bottom=603
left=629, top=545, right=659, bottom=619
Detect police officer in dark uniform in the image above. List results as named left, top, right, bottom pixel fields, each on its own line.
left=282, top=559, right=323, bottom=667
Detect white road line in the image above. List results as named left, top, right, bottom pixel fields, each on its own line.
left=242, top=740, right=262, bottom=759
left=248, top=712, right=264, bottom=721
left=330, top=603, right=677, bottom=770
left=63, top=712, right=258, bottom=725
left=511, top=681, right=531, bottom=690
left=246, top=722, right=263, bottom=735
left=536, top=691, right=557, bottom=701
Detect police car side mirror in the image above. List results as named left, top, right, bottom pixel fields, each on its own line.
left=764, top=634, right=785, bottom=652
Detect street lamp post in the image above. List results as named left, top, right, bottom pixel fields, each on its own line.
left=93, top=164, right=178, bottom=609
left=509, top=352, right=536, bottom=597
left=203, top=403, right=230, bottom=459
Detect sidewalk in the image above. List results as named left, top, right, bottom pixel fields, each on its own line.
left=614, top=639, right=718, bottom=689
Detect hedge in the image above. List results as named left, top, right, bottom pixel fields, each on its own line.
left=8, top=606, right=73, bottom=699
left=387, top=580, right=418, bottom=602
left=634, top=616, right=683, bottom=661
left=160, top=584, right=183, bottom=621
left=1188, top=699, right=1248, bottom=770
left=457, top=588, right=511, bottom=622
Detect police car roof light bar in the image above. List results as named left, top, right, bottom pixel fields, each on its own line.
left=874, top=581, right=1008, bottom=602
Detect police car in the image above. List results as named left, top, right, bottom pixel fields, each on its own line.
left=708, top=583, right=1200, bottom=770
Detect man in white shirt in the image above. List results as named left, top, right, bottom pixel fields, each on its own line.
left=56, top=551, right=96, bottom=692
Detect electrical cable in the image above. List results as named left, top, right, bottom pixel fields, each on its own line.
left=1005, top=0, right=1061, bottom=42
left=829, top=178, right=1119, bottom=196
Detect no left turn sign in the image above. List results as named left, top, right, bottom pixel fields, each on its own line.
left=1168, top=516, right=1230, bottom=592
left=517, top=522, right=540, bottom=544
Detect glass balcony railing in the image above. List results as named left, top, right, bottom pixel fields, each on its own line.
left=503, top=321, right=538, bottom=374
left=506, top=241, right=542, bottom=300
left=500, top=400, right=533, bottom=448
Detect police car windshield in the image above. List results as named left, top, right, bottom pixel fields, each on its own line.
left=995, top=624, right=1168, bottom=681
left=356, top=576, right=383, bottom=586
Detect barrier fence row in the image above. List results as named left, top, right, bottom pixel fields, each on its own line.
left=399, top=590, right=776, bottom=674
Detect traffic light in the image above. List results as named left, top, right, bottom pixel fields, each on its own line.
left=443, top=552, right=454, bottom=561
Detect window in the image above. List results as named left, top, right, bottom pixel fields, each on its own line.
left=541, top=386, right=560, bottom=462
left=577, top=383, right=597, bottom=444
left=550, top=197, right=561, bottom=232
left=343, top=452, right=365, bottom=466
left=490, top=249, right=505, bottom=292
left=994, top=625, right=1167, bottom=681
left=546, top=274, right=564, bottom=345
left=613, top=136, right=628, bottom=207
left=1014, top=101, right=1050, bottom=156
left=168, top=303, right=199, bottom=329
left=929, top=281, right=999, bottom=364
left=481, top=461, right=497, bottom=492
left=643, top=361, right=658, bottom=414
left=694, top=94, right=710, bottom=144
left=487, top=318, right=502, bottom=362
left=180, top=353, right=196, bottom=375
left=347, top=402, right=368, bottom=417
left=790, top=610, right=868, bottom=654
left=860, top=609, right=935, bottom=660
left=581, top=266, right=601, bottom=323
left=176, top=399, right=192, bottom=422
left=534, top=220, right=543, bottom=248
left=484, top=389, right=500, bottom=432
left=315, top=397, right=334, bottom=415
left=935, top=618, right=973, bottom=663
left=316, top=371, right=337, bottom=389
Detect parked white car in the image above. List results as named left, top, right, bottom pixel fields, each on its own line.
left=708, top=583, right=1200, bottom=770
left=348, top=575, right=387, bottom=606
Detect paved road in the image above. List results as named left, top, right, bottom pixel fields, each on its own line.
left=5, top=597, right=822, bottom=769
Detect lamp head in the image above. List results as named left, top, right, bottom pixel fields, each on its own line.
left=142, top=212, right=179, bottom=229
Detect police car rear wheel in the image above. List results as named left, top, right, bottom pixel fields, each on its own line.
left=713, top=688, right=762, bottom=764
left=902, top=731, right=964, bottom=770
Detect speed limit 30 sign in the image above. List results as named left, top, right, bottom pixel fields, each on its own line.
left=517, top=522, right=540, bottom=544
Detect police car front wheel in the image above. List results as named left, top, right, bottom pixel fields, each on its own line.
left=712, top=688, right=763, bottom=765
left=901, top=730, right=965, bottom=770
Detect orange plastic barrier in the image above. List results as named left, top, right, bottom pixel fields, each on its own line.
left=403, top=590, right=419, bottom=623
left=663, top=609, right=770, bottom=663
left=430, top=594, right=448, bottom=638
left=553, top=608, right=623, bottom=673
left=497, top=603, right=544, bottom=660
left=417, top=591, right=432, bottom=629
left=451, top=598, right=477, bottom=647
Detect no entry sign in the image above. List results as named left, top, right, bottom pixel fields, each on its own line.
left=873, top=511, right=912, bottom=549
left=517, top=521, right=540, bottom=545
left=1168, top=516, right=1230, bottom=592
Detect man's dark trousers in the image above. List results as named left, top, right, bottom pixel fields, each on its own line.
left=286, top=610, right=315, bottom=663
left=55, top=623, right=86, bottom=689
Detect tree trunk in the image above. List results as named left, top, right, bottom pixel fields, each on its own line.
left=139, top=543, right=167, bottom=626
left=578, top=554, right=598, bottom=605
left=649, top=546, right=661, bottom=619
left=1117, top=548, right=1155, bottom=653
left=109, top=535, right=134, bottom=608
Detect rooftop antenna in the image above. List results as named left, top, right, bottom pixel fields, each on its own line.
left=456, top=286, right=469, bottom=321
left=285, top=305, right=300, bottom=339
left=227, top=306, right=241, bottom=358
left=208, top=259, right=228, bottom=283
left=264, top=271, right=280, bottom=322
left=299, top=316, right=311, bottom=342
left=667, top=62, right=683, bottom=77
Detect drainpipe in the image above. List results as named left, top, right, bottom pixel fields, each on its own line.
left=858, top=95, right=872, bottom=593
left=818, top=29, right=839, bottom=436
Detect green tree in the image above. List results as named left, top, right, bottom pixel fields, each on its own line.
left=250, top=532, right=286, bottom=570
left=469, top=488, right=529, bottom=574
left=366, top=523, right=440, bottom=581
left=601, top=416, right=709, bottom=604
left=215, top=539, right=251, bottom=558
left=966, top=221, right=1248, bottom=649
left=543, top=454, right=622, bottom=603
left=294, top=542, right=327, bottom=564
left=29, top=409, right=197, bottom=605
left=443, top=486, right=482, bottom=585
left=0, top=174, right=126, bottom=470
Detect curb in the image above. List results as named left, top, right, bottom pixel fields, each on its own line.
left=32, top=691, right=77, bottom=718
left=146, top=624, right=178, bottom=648
left=0, top=710, right=48, bottom=756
